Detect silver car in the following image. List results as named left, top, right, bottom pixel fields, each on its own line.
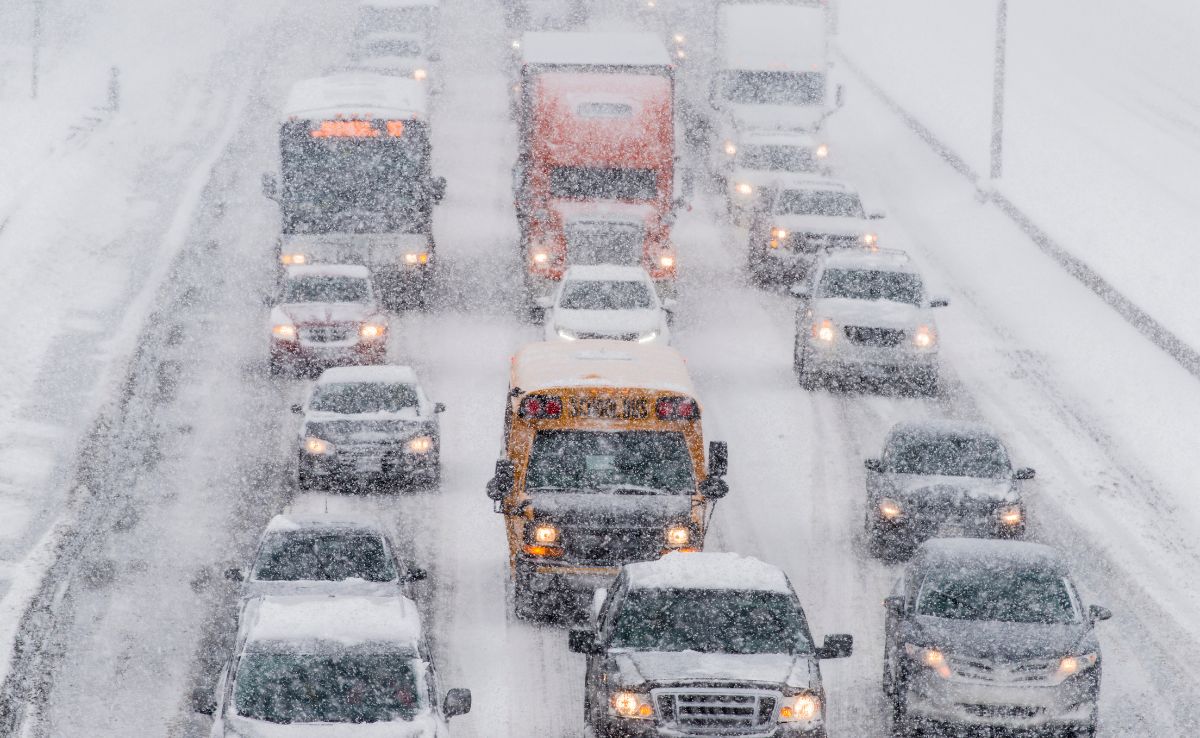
left=792, top=248, right=948, bottom=394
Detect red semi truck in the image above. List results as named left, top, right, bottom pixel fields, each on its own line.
left=512, top=32, right=678, bottom=303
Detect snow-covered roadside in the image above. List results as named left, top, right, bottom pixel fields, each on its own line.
left=0, top=0, right=286, bottom=706
left=835, top=0, right=1200, bottom=352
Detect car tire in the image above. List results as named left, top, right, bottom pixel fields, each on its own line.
left=268, top=356, right=287, bottom=378
left=916, top=368, right=939, bottom=397
left=511, top=578, right=544, bottom=622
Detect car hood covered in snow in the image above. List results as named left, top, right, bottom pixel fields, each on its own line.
left=811, top=298, right=930, bottom=331
left=881, top=473, right=1018, bottom=504
left=274, top=302, right=375, bottom=325
left=769, top=214, right=868, bottom=237
left=908, top=617, right=1093, bottom=663
left=222, top=712, right=442, bottom=738
left=728, top=103, right=829, bottom=133
left=611, top=650, right=818, bottom=691
left=552, top=308, right=663, bottom=336
left=529, top=492, right=692, bottom=528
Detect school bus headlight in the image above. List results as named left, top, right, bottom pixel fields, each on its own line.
left=413, top=68, right=428, bottom=81
left=735, top=182, right=753, bottom=196
left=913, top=326, right=936, bottom=348
left=407, top=436, right=434, bottom=454
left=879, top=498, right=903, bottom=519
left=359, top=322, right=387, bottom=340
left=723, top=140, right=737, bottom=156
left=611, top=691, right=654, bottom=719
left=304, top=437, right=334, bottom=456
left=665, top=525, right=691, bottom=547
left=272, top=323, right=298, bottom=341
left=815, top=144, right=829, bottom=159
left=404, top=251, right=429, bottom=266
left=279, top=253, right=307, bottom=266
left=533, top=524, right=559, bottom=544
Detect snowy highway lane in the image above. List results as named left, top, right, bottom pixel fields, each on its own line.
left=17, top=1, right=1200, bottom=736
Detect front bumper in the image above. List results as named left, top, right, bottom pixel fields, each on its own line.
left=271, top=339, right=386, bottom=369
left=804, top=340, right=937, bottom=378
left=299, top=444, right=437, bottom=483
left=872, top=509, right=1022, bottom=546
left=905, top=666, right=1098, bottom=729
left=518, top=558, right=621, bottom=595
left=601, top=717, right=825, bottom=738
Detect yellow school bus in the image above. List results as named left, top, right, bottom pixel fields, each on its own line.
left=485, top=340, right=729, bottom=617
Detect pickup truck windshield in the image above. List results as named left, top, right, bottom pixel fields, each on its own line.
left=526, top=431, right=695, bottom=494
left=817, top=269, right=923, bottom=307
left=283, top=276, right=370, bottom=304
left=775, top=190, right=863, bottom=218
left=252, top=531, right=397, bottom=583
left=888, top=435, right=1011, bottom=478
left=610, top=589, right=812, bottom=654
left=234, top=653, right=420, bottom=723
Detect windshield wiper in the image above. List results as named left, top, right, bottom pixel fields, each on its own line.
left=600, top=485, right=670, bottom=496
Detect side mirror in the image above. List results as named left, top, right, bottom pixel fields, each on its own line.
left=434, top=402, right=447, bottom=414
left=430, top=176, right=447, bottom=204
left=835, top=84, right=845, bottom=108
left=866, top=210, right=887, bottom=220
left=672, top=196, right=691, bottom=213
left=788, top=284, right=810, bottom=300
left=707, top=440, right=728, bottom=478
left=487, top=459, right=516, bottom=501
left=699, top=477, right=729, bottom=500
left=883, top=595, right=904, bottom=617
left=661, top=297, right=678, bottom=311
left=261, top=173, right=279, bottom=201
left=442, top=688, right=472, bottom=718
left=929, top=297, right=950, bottom=308
left=534, top=296, right=554, bottom=310
left=1014, top=467, right=1036, bottom=480
left=223, top=567, right=244, bottom=582
left=290, top=403, right=304, bottom=414
left=1089, top=605, right=1112, bottom=623
left=403, top=567, right=428, bottom=582
left=190, top=686, right=217, bottom=715
left=428, top=51, right=442, bottom=63
left=864, top=458, right=884, bottom=473
left=816, top=633, right=853, bottom=659
left=568, top=629, right=603, bottom=655
left=590, top=588, right=608, bottom=624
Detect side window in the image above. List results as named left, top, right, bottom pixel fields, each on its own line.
left=424, top=661, right=440, bottom=711
left=598, top=578, right=627, bottom=639
left=881, top=435, right=899, bottom=471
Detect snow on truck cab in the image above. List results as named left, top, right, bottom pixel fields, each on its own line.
left=513, top=32, right=679, bottom=301
left=485, top=341, right=729, bottom=619
left=569, top=552, right=853, bottom=738
left=263, top=73, right=446, bottom=238
left=713, top=2, right=840, bottom=135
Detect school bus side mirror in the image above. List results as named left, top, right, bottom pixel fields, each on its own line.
left=487, top=459, right=515, bottom=502
left=707, top=441, right=728, bottom=478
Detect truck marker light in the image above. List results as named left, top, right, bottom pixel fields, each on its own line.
left=385, top=120, right=405, bottom=137
left=311, top=120, right=379, bottom=138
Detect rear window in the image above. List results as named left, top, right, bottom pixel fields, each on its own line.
left=550, top=167, right=658, bottom=201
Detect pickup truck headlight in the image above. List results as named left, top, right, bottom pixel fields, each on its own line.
left=1054, top=652, right=1098, bottom=683
left=359, top=322, right=387, bottom=340
left=815, top=144, right=829, bottom=159
left=779, top=691, right=821, bottom=722
left=304, top=437, right=334, bottom=456
left=905, top=643, right=951, bottom=678
left=279, top=253, right=307, bottom=266
left=811, top=319, right=835, bottom=343
left=734, top=181, right=753, bottom=196
left=403, top=251, right=429, bottom=265
left=610, top=691, right=654, bottom=719
left=997, top=504, right=1023, bottom=526
left=407, top=436, right=434, bottom=454
left=878, top=498, right=903, bottom=519
left=664, top=525, right=691, bottom=548
left=272, top=323, right=298, bottom=341
left=913, top=325, right=936, bottom=348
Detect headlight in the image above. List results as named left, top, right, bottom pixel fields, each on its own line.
left=675, top=48, right=687, bottom=60
left=735, top=182, right=753, bottom=196
left=407, top=436, right=433, bottom=454
left=779, top=692, right=821, bottom=722
left=912, top=326, right=936, bottom=348
left=272, top=324, right=297, bottom=341
left=637, top=330, right=659, bottom=344
left=1055, top=652, right=1098, bottom=682
left=304, top=437, right=334, bottom=456
left=532, top=524, right=559, bottom=544
left=659, top=254, right=675, bottom=269
left=511, top=39, right=520, bottom=49
left=531, top=250, right=550, bottom=265
left=673, top=33, right=685, bottom=44
left=610, top=691, right=654, bottom=719
left=359, top=322, right=387, bottom=340
left=862, top=232, right=878, bottom=246
left=404, top=252, right=429, bottom=265
left=905, top=644, right=951, bottom=679
left=815, top=143, right=829, bottom=159
left=556, top=327, right=578, bottom=341
left=771, top=227, right=788, bottom=239
left=812, top=319, right=835, bottom=343
left=997, top=504, right=1023, bottom=526
left=723, top=140, right=737, bottom=156
left=413, top=68, right=428, bottom=81
left=878, top=498, right=902, bottom=519
left=279, top=253, right=307, bottom=266
left=665, top=525, right=690, bottom=547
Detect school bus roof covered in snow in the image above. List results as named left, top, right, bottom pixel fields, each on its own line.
left=511, top=341, right=696, bottom=397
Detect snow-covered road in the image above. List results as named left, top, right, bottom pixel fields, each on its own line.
left=7, top=0, right=1200, bottom=736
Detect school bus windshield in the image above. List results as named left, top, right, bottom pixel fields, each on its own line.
left=525, top=430, right=695, bottom=494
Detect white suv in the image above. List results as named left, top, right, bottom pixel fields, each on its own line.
left=792, top=249, right=948, bottom=394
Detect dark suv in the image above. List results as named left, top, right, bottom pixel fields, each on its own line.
left=882, top=539, right=1110, bottom=737
left=569, top=552, right=852, bottom=738
left=864, top=420, right=1035, bottom=558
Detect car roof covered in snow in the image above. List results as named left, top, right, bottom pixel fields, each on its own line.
left=282, top=73, right=427, bottom=122
left=886, top=419, right=1003, bottom=444
left=521, top=31, right=670, bottom=69
left=243, top=594, right=423, bottom=652
left=739, top=129, right=820, bottom=147
left=624, top=552, right=793, bottom=594
left=283, top=263, right=372, bottom=280
left=264, top=513, right=388, bottom=536
left=819, top=248, right=915, bottom=274
left=511, top=341, right=695, bottom=397
left=359, top=0, right=438, bottom=7
left=562, top=265, right=653, bottom=283
left=718, top=3, right=826, bottom=72
left=316, top=365, right=420, bottom=386
left=771, top=173, right=856, bottom=193
left=914, top=538, right=1068, bottom=576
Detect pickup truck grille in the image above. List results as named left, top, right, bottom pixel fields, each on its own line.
left=656, top=689, right=777, bottom=735
left=844, top=326, right=905, bottom=347
left=301, top=323, right=356, bottom=343
left=574, top=332, right=641, bottom=341
left=783, top=233, right=861, bottom=254
left=561, top=527, right=662, bottom=566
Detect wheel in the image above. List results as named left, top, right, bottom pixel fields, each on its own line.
left=867, top=528, right=889, bottom=560
left=1073, top=723, right=1097, bottom=738
left=421, top=458, right=441, bottom=490
left=268, top=356, right=286, bottom=378
left=297, top=464, right=318, bottom=491
left=511, top=577, right=544, bottom=621
left=914, top=367, right=939, bottom=397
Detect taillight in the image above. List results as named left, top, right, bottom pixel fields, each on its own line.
left=520, top=395, right=563, bottom=419
left=656, top=396, right=699, bottom=420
